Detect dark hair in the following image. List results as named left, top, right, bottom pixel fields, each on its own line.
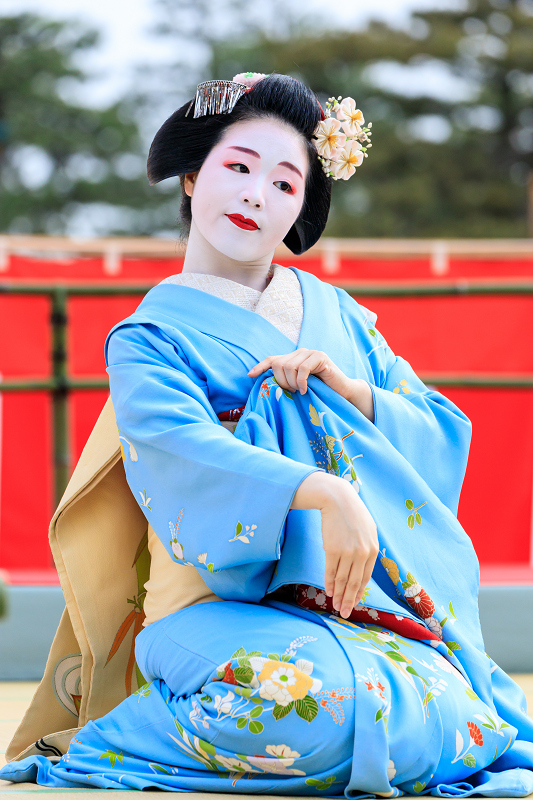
left=147, top=74, right=331, bottom=255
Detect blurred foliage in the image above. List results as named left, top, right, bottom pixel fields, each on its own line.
left=1, top=1, right=533, bottom=238
left=0, top=13, right=180, bottom=236
left=208, top=0, right=533, bottom=237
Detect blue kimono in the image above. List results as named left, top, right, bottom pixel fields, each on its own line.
left=3, top=267, right=533, bottom=796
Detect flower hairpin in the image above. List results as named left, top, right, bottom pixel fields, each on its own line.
left=313, top=97, right=372, bottom=181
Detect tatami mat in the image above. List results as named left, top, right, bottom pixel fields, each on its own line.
left=1, top=679, right=533, bottom=797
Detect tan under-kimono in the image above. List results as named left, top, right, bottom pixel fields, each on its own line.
left=5, top=264, right=304, bottom=763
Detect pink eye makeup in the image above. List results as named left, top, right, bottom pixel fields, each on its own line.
left=274, top=179, right=295, bottom=194
left=224, top=162, right=250, bottom=173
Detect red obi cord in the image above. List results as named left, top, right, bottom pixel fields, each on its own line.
left=294, top=584, right=441, bottom=643
left=218, top=406, right=246, bottom=422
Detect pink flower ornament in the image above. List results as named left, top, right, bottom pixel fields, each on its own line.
left=232, top=72, right=268, bottom=88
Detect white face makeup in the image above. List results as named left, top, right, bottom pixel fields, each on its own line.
left=186, top=117, right=309, bottom=263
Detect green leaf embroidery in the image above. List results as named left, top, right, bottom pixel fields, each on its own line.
left=150, top=763, right=171, bottom=774
left=234, top=666, right=254, bottom=684
left=295, top=695, right=319, bottom=722
left=207, top=563, right=214, bottom=572
left=440, top=617, right=448, bottom=627
left=267, top=653, right=280, bottom=661
left=199, top=739, right=216, bottom=756
left=465, top=688, right=479, bottom=701
left=234, top=685, right=252, bottom=698
left=232, top=647, right=246, bottom=659
left=235, top=521, right=243, bottom=536
left=463, top=754, right=476, bottom=768
left=368, top=329, right=376, bottom=337
left=407, top=514, right=415, bottom=529
left=236, top=716, right=247, bottom=729
left=405, top=499, right=414, bottom=510
left=385, top=650, right=408, bottom=662
left=200, top=694, right=212, bottom=703
left=273, top=701, right=294, bottom=720
left=350, top=466, right=358, bottom=481
left=415, top=512, right=422, bottom=525
left=448, top=601, right=457, bottom=619
left=405, top=572, right=417, bottom=586
left=413, top=781, right=426, bottom=793
left=343, top=453, right=350, bottom=463
left=305, top=776, right=337, bottom=791
left=248, top=720, right=264, bottom=734
left=99, top=750, right=123, bottom=768
left=375, top=708, right=383, bottom=723
left=446, top=640, right=462, bottom=651
left=249, top=705, right=263, bottom=719
left=281, top=653, right=292, bottom=662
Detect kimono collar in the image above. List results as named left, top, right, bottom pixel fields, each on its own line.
left=105, top=267, right=347, bottom=368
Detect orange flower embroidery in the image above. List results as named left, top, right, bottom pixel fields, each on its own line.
left=467, top=721, right=484, bottom=747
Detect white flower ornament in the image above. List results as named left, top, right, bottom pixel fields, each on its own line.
left=313, top=95, right=372, bottom=181
left=337, top=97, right=365, bottom=135
left=314, top=117, right=347, bottom=160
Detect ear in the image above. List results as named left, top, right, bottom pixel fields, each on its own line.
left=183, top=172, right=197, bottom=197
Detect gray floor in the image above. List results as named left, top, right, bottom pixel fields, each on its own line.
left=0, top=583, right=532, bottom=679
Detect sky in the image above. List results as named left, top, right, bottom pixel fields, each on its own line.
left=0, top=0, right=465, bottom=107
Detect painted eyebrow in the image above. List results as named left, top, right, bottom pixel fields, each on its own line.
left=226, top=146, right=303, bottom=180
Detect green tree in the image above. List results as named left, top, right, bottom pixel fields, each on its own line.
left=208, top=0, right=533, bottom=237
left=0, top=13, right=178, bottom=236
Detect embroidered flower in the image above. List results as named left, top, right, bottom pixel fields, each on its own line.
left=232, top=72, right=267, bottom=88
left=189, top=699, right=209, bottom=730
left=217, top=755, right=255, bottom=773
left=332, top=140, right=364, bottom=180
left=258, top=660, right=314, bottom=706
left=314, top=117, right=347, bottom=160
left=247, top=756, right=305, bottom=776
left=214, top=690, right=235, bottom=714
left=467, top=721, right=484, bottom=747
left=265, top=744, right=301, bottom=759
left=336, top=97, right=365, bottom=135
left=171, top=539, right=184, bottom=560
left=404, top=583, right=435, bottom=618
left=425, top=616, right=443, bottom=639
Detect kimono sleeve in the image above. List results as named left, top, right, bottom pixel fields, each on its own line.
left=337, top=288, right=472, bottom=516
left=106, top=323, right=317, bottom=574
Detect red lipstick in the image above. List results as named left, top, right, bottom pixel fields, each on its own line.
left=226, top=214, right=259, bottom=231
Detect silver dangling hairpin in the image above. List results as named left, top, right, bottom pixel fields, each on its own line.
left=185, top=79, right=249, bottom=119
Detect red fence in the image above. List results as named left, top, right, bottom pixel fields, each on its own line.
left=1, top=237, right=532, bottom=585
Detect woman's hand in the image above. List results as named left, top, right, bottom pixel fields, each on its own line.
left=248, top=349, right=374, bottom=422
left=291, top=472, right=379, bottom=619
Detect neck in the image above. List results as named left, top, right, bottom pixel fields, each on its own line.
left=181, top=219, right=275, bottom=292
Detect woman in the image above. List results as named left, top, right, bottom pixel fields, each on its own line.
left=2, top=73, right=533, bottom=796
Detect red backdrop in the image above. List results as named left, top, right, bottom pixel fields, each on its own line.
left=1, top=251, right=532, bottom=583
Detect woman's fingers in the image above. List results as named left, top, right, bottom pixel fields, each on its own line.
left=355, top=551, right=376, bottom=608
left=248, top=350, right=321, bottom=393
left=324, top=551, right=339, bottom=599
left=248, top=357, right=273, bottom=376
